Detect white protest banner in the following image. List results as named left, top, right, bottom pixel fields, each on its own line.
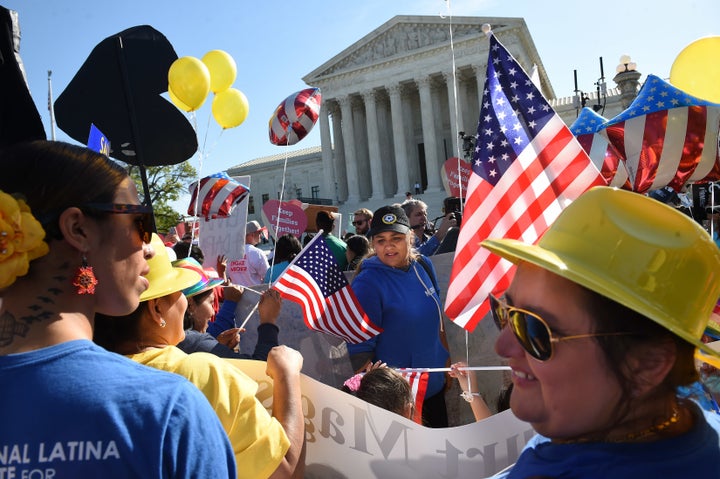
left=228, top=359, right=534, bottom=479
left=197, top=175, right=250, bottom=267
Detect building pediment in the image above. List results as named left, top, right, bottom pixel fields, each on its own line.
left=303, top=15, right=525, bottom=84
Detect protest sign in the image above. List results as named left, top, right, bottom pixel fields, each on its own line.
left=230, top=359, right=534, bottom=479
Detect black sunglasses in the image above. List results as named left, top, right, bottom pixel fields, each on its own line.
left=82, top=203, right=154, bottom=244
left=489, top=294, right=633, bottom=361
left=352, top=220, right=367, bottom=226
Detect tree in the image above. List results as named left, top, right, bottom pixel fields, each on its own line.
left=128, top=162, right=197, bottom=233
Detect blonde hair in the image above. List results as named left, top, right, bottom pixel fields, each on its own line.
left=353, top=208, right=373, bottom=221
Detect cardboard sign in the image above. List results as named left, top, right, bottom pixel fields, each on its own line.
left=262, top=199, right=308, bottom=238
left=304, top=204, right=339, bottom=233
left=197, top=175, right=250, bottom=266
left=442, top=157, right=472, bottom=198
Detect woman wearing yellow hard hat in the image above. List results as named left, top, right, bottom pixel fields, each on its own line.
left=483, top=186, right=720, bottom=478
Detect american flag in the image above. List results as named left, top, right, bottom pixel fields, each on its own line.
left=397, top=369, right=429, bottom=425
left=602, top=74, right=720, bottom=194
left=570, top=107, right=631, bottom=189
left=444, top=32, right=604, bottom=332
left=188, top=172, right=250, bottom=220
left=272, top=233, right=383, bottom=344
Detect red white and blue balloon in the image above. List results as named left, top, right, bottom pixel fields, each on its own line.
left=188, top=172, right=250, bottom=221
left=268, top=87, right=322, bottom=146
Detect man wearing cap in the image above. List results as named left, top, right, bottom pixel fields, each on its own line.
left=316, top=210, right=348, bottom=269
left=227, top=220, right=270, bottom=287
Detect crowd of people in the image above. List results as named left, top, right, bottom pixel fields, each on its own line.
left=3, top=140, right=720, bottom=477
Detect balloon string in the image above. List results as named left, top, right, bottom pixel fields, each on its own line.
left=445, top=0, right=464, bottom=210
left=267, top=145, right=291, bottom=285
left=187, top=110, right=202, bottom=251
left=201, top=108, right=213, bottom=160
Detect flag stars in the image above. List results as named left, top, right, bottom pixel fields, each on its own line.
left=486, top=142, right=495, bottom=151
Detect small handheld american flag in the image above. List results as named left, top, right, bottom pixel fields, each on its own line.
left=273, top=233, right=383, bottom=344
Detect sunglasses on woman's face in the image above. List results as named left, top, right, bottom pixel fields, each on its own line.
left=82, top=203, right=154, bottom=244
left=489, top=294, right=632, bottom=361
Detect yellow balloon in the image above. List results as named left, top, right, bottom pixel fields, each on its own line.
left=212, top=88, right=249, bottom=129
left=202, top=50, right=237, bottom=93
left=168, top=87, right=192, bottom=112
left=168, top=56, right=211, bottom=111
left=670, top=36, right=720, bottom=103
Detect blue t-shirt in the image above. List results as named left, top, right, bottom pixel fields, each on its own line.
left=0, top=340, right=236, bottom=478
left=347, top=255, right=449, bottom=397
left=495, top=405, right=720, bottom=479
left=264, top=260, right=290, bottom=284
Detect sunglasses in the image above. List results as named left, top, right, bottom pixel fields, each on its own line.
left=352, top=220, right=367, bottom=226
left=82, top=203, right=154, bottom=244
left=489, top=294, right=633, bottom=361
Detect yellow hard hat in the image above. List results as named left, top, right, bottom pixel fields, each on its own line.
left=140, top=234, right=201, bottom=302
left=482, top=186, right=720, bottom=358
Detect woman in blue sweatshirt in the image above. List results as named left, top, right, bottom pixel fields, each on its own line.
left=346, top=204, right=450, bottom=427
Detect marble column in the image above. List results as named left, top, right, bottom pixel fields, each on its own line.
left=338, top=95, right=360, bottom=203
left=362, top=89, right=385, bottom=200
left=330, top=103, right=347, bottom=202
left=444, top=71, right=463, bottom=159
left=388, top=84, right=410, bottom=196
left=473, top=65, right=486, bottom=110
left=318, top=102, right=335, bottom=201
left=417, top=76, right=441, bottom=192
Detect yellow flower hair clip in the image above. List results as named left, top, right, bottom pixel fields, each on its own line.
left=0, top=190, right=49, bottom=289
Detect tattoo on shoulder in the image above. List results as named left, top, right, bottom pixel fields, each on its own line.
left=0, top=311, right=30, bottom=347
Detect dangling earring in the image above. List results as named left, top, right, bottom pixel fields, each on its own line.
left=159, top=319, right=166, bottom=328
left=72, top=255, right=98, bottom=295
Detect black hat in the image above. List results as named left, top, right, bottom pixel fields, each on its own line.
left=368, top=205, right=410, bottom=236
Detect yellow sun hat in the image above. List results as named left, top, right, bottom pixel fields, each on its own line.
left=482, top=186, right=720, bottom=358
left=140, top=234, right=202, bottom=302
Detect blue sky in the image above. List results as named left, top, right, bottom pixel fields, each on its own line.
left=3, top=0, right=718, bottom=176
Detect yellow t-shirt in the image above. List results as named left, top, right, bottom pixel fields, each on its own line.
left=129, top=347, right=290, bottom=479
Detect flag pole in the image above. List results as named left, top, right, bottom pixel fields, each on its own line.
left=395, top=366, right=511, bottom=373
left=47, top=70, right=56, bottom=141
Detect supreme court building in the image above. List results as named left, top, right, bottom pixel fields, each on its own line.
left=229, top=15, right=638, bottom=226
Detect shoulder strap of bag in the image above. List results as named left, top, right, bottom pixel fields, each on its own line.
left=416, top=256, right=440, bottom=295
